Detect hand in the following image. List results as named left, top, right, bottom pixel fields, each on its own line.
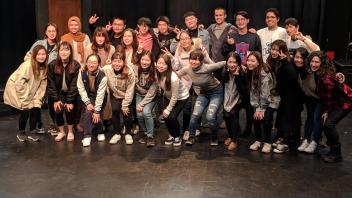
left=241, top=65, right=247, bottom=73
left=86, top=103, right=94, bottom=112
left=53, top=101, right=63, bottom=112
left=105, top=58, right=111, bottom=65
left=322, top=112, right=328, bottom=124
left=105, top=21, right=112, bottom=31
left=64, top=103, right=74, bottom=112
left=172, top=25, right=181, bottom=35
left=295, top=32, right=305, bottom=41
left=253, top=111, right=264, bottom=120
left=198, top=24, right=204, bottom=30
left=200, top=46, right=207, bottom=55
left=227, top=35, right=235, bottom=45
left=161, top=47, right=173, bottom=58
left=336, top=72, right=345, bottom=83
left=92, top=113, right=100, bottom=124
left=162, top=110, right=169, bottom=118
left=89, top=14, right=99, bottom=24
left=136, top=104, right=143, bottom=112
left=137, top=43, right=144, bottom=53
left=279, top=50, right=287, bottom=60
left=248, top=28, right=257, bottom=34
left=122, top=108, right=130, bottom=116
left=233, top=66, right=240, bottom=75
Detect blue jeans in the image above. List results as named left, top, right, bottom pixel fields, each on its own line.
left=136, top=95, right=156, bottom=137
left=189, top=86, right=223, bottom=138
left=304, top=98, right=323, bottom=142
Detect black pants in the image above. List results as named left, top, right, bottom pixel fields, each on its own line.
left=54, top=106, right=75, bottom=126
left=111, top=96, right=133, bottom=135
left=164, top=97, right=188, bottom=138
left=182, top=89, right=197, bottom=131
left=253, top=107, right=276, bottom=143
left=47, top=96, right=56, bottom=125
left=223, top=104, right=242, bottom=140
left=324, top=107, right=351, bottom=147
left=241, top=98, right=254, bottom=133
left=18, top=108, right=41, bottom=131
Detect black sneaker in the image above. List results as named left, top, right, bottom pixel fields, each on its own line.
left=135, top=133, right=146, bottom=144
left=36, top=127, right=45, bottom=134
left=322, top=153, right=342, bottom=163
left=16, top=130, right=27, bottom=142
left=210, top=138, right=219, bottom=146
left=27, top=131, right=40, bottom=142
left=185, top=137, right=195, bottom=146
left=146, top=137, right=155, bottom=147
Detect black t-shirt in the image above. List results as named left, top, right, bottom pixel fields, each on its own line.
left=158, top=32, right=176, bottom=50
left=187, top=28, right=198, bottom=38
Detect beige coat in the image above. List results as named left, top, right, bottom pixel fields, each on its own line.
left=4, top=60, right=47, bottom=110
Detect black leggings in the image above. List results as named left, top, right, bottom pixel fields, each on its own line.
left=253, top=107, right=276, bottom=143
left=164, top=97, right=188, bottom=138
left=223, top=104, right=242, bottom=140
left=110, top=96, right=133, bottom=135
left=18, top=108, right=41, bottom=131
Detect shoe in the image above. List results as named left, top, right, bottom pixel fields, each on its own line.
left=219, top=121, right=226, bottom=129
left=16, top=130, right=27, bottom=142
left=323, top=153, right=342, bottom=163
left=82, top=137, right=91, bottom=147
left=109, top=134, right=121, bottom=144
left=55, top=132, right=66, bottom=142
left=132, top=125, right=139, bottom=135
left=125, top=134, right=133, bottom=145
left=36, top=127, right=45, bottom=134
left=224, top=138, right=232, bottom=146
left=195, top=129, right=201, bottom=136
left=183, top=131, right=190, bottom=141
left=27, top=131, right=40, bottom=142
left=146, top=136, right=156, bottom=147
left=67, top=132, right=74, bottom=142
left=297, top=139, right=309, bottom=152
left=272, top=138, right=283, bottom=148
left=304, top=140, right=317, bottom=154
left=165, top=136, right=174, bottom=145
left=261, top=143, right=272, bottom=153
left=48, top=125, right=59, bottom=136
left=97, top=134, right=105, bottom=142
left=249, top=141, right=261, bottom=151
left=173, top=137, right=182, bottom=147
left=185, top=137, right=195, bottom=146
left=136, top=133, right=146, bottom=144
left=210, top=137, right=219, bottom=146
left=273, top=143, right=289, bottom=154
left=227, top=141, right=237, bottom=151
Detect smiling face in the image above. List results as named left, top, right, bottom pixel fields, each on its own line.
left=214, top=9, right=226, bottom=25
left=185, top=15, right=198, bottom=30
left=112, top=19, right=125, bottom=34
left=68, top=20, right=79, bottom=34
left=285, top=24, right=298, bottom=37
left=246, top=55, right=259, bottom=71
left=140, top=55, right=151, bottom=69
left=294, top=51, right=304, bottom=67
left=156, top=57, right=168, bottom=73
left=157, top=21, right=169, bottom=34
left=86, top=55, right=99, bottom=73
left=123, top=30, right=133, bottom=46
left=59, top=45, right=71, bottom=62
left=235, top=15, right=249, bottom=30
left=95, top=34, right=105, bottom=46
left=310, top=56, right=321, bottom=72
left=227, top=56, right=239, bottom=73
left=111, top=58, right=124, bottom=72
left=138, top=23, right=149, bottom=35
left=270, top=44, right=280, bottom=59
left=189, top=58, right=201, bottom=69
left=265, top=11, right=279, bottom=29
left=45, top=25, right=57, bottom=41
left=36, top=49, right=47, bottom=63
left=179, top=32, right=192, bottom=50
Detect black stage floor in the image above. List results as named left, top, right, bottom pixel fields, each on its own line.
left=0, top=111, right=351, bottom=198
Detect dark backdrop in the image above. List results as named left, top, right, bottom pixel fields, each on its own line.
left=1, top=0, right=351, bottom=84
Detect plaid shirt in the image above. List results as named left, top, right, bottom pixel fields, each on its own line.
left=316, top=74, right=352, bottom=112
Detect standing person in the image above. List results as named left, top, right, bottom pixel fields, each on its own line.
left=309, top=51, right=352, bottom=163
left=153, top=16, right=178, bottom=53
left=61, top=16, right=91, bottom=66
left=101, top=51, right=136, bottom=145
left=156, top=53, right=189, bottom=146
left=24, top=22, right=60, bottom=134
left=4, top=45, right=48, bottom=142
left=47, top=42, right=80, bottom=142
left=256, top=8, right=288, bottom=62
left=136, top=17, right=161, bottom=60
left=134, top=51, right=158, bottom=147
left=77, top=54, right=107, bottom=147
left=120, top=28, right=139, bottom=66
left=175, top=49, right=226, bottom=146
left=222, top=52, right=247, bottom=150
left=246, top=51, right=280, bottom=153
left=284, top=18, right=320, bottom=54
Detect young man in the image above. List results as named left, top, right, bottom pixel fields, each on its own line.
left=284, top=17, right=320, bottom=54
left=257, top=8, right=288, bottom=62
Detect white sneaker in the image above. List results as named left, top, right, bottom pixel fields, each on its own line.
left=273, top=143, right=289, bottom=154
left=109, top=134, right=121, bottom=144
left=304, top=140, right=317, bottom=154
left=125, top=134, right=133, bottom=145
left=173, top=137, right=182, bottom=147
left=249, top=141, right=262, bottom=151
left=272, top=138, right=283, bottom=148
left=164, top=136, right=174, bottom=145
left=82, top=137, right=91, bottom=147
left=261, top=143, right=272, bottom=153
left=97, top=134, right=105, bottom=142
left=183, top=131, right=190, bottom=141
left=298, top=139, right=309, bottom=152
left=195, top=129, right=201, bottom=137
left=132, top=125, right=139, bottom=135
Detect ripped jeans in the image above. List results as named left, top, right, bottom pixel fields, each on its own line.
left=189, top=85, right=223, bottom=139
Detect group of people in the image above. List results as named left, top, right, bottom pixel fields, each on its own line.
left=4, top=7, right=352, bottom=163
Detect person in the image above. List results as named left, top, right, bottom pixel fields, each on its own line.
left=47, top=41, right=80, bottom=142
left=246, top=51, right=280, bottom=153
left=222, top=52, right=247, bottom=150
left=309, top=51, right=351, bottom=163
left=119, top=28, right=139, bottom=66
left=4, top=45, right=48, bottom=142
left=101, top=51, right=135, bottom=145
left=155, top=53, right=189, bottom=146
left=256, top=8, right=288, bottom=62
left=153, top=16, right=178, bottom=53
left=134, top=51, right=158, bottom=147
left=284, top=18, right=320, bottom=54
left=175, top=48, right=226, bottom=146
left=136, top=17, right=161, bottom=60
left=61, top=16, right=91, bottom=66
left=77, top=54, right=107, bottom=147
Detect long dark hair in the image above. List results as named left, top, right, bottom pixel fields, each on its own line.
left=118, top=28, right=139, bottom=64
left=267, top=39, right=291, bottom=74
left=55, top=41, right=75, bottom=74
left=292, top=47, right=309, bottom=78
left=111, top=50, right=129, bottom=79
left=308, top=51, right=336, bottom=77
left=247, top=51, right=271, bottom=91
left=223, top=51, right=242, bottom=83
left=156, top=53, right=172, bottom=91
left=137, top=50, right=155, bottom=83
left=31, top=45, right=48, bottom=78
left=92, top=27, right=111, bottom=53
left=43, top=22, right=59, bottom=44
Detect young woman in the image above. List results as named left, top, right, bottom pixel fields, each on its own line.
left=134, top=50, right=158, bottom=147
left=247, top=51, right=280, bottom=153
left=101, top=51, right=136, bottom=145
left=222, top=52, right=247, bottom=150
left=4, top=45, right=48, bottom=142
left=120, top=28, right=139, bottom=67
left=309, top=51, right=351, bottom=163
left=266, top=40, right=301, bottom=153
left=175, top=48, right=226, bottom=146
left=136, top=17, right=160, bottom=60
left=156, top=53, right=189, bottom=146
left=61, top=16, right=91, bottom=66
left=47, top=42, right=80, bottom=142
left=77, top=54, right=107, bottom=147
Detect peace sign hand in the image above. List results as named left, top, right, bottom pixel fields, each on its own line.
left=89, top=14, right=99, bottom=24
left=227, top=35, right=235, bottom=45
left=105, top=21, right=112, bottom=31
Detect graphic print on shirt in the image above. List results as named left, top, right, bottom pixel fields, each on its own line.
left=235, top=42, right=250, bottom=65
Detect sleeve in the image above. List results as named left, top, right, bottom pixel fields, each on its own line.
left=221, top=32, right=236, bottom=57
left=203, top=49, right=214, bottom=64
left=88, top=23, right=96, bottom=35
left=77, top=72, right=91, bottom=105
left=204, top=61, right=226, bottom=72
left=175, top=67, right=187, bottom=78
left=258, top=75, right=272, bottom=112
left=121, top=71, right=136, bottom=110
left=164, top=75, right=180, bottom=115
left=94, top=76, right=107, bottom=113
left=66, top=63, right=80, bottom=103
left=47, top=62, right=60, bottom=102
left=138, top=82, right=158, bottom=107
left=23, top=41, right=40, bottom=61
left=32, top=77, right=47, bottom=107
left=14, top=63, right=31, bottom=105
left=172, top=52, right=181, bottom=71
left=254, top=34, right=262, bottom=53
